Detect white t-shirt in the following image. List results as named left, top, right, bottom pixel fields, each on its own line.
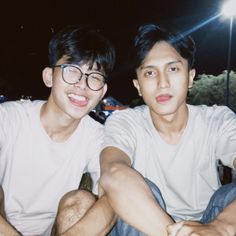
left=103, top=104, right=236, bottom=221
left=0, top=100, right=104, bottom=235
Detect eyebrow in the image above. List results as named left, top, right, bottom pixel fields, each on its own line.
left=167, top=60, right=183, bottom=66
left=140, top=60, right=183, bottom=70
left=71, top=63, right=104, bottom=74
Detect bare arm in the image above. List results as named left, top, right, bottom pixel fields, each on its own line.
left=99, top=146, right=174, bottom=236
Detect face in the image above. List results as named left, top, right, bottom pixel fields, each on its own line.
left=42, top=57, right=107, bottom=121
left=133, top=41, right=195, bottom=119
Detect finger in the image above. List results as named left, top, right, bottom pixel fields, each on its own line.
left=167, top=221, right=184, bottom=236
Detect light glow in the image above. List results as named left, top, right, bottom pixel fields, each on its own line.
left=222, top=0, right=236, bottom=18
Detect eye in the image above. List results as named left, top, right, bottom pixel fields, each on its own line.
left=65, top=66, right=79, bottom=74
left=89, top=73, right=104, bottom=82
left=144, top=70, right=157, bottom=78
left=168, top=66, right=179, bottom=72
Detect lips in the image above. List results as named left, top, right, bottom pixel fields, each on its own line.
left=68, top=93, right=89, bottom=107
left=156, top=94, right=172, bottom=103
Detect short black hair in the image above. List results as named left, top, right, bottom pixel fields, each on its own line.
left=132, top=24, right=196, bottom=71
left=48, top=25, right=115, bottom=77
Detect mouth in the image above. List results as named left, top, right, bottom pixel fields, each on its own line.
left=68, top=93, right=89, bottom=107
left=156, top=94, right=172, bottom=103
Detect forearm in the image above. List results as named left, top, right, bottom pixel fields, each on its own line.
left=61, top=195, right=116, bottom=236
left=0, top=216, right=21, bottom=236
left=100, top=162, right=174, bottom=236
left=210, top=198, right=236, bottom=236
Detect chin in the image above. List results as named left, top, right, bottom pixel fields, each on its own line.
left=154, top=107, right=178, bottom=116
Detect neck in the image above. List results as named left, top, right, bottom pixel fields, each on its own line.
left=40, top=102, right=80, bottom=142
left=151, top=105, right=189, bottom=145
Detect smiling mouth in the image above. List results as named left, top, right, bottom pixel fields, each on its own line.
left=156, top=95, right=172, bottom=103
left=68, top=93, right=89, bottom=107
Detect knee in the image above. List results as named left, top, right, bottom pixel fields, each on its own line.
left=55, top=190, right=97, bottom=234
left=58, top=189, right=96, bottom=212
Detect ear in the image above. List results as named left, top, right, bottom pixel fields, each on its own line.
left=188, top=68, right=196, bottom=89
left=133, top=79, right=142, bottom=96
left=42, top=67, right=53, bottom=88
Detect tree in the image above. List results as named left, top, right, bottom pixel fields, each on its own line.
left=188, top=71, right=236, bottom=112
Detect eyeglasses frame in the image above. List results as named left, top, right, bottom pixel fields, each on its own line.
left=54, top=64, right=107, bottom=91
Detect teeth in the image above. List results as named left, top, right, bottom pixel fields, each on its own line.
left=68, top=94, right=86, bottom=101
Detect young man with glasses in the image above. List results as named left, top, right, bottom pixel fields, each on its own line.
left=0, top=25, right=116, bottom=236
left=100, top=24, right=236, bottom=236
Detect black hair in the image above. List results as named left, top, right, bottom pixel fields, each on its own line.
left=48, top=25, right=115, bottom=77
left=132, top=24, right=196, bottom=71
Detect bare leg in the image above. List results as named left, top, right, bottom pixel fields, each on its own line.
left=52, top=190, right=96, bottom=235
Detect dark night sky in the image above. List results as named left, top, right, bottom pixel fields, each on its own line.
left=0, top=0, right=235, bottom=104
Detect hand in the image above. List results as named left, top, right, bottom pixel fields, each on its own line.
left=167, top=221, right=224, bottom=236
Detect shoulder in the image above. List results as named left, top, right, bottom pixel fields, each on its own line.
left=76, top=115, right=105, bottom=151
left=189, top=104, right=234, bottom=116
left=83, top=114, right=104, bottom=128
left=0, top=100, right=29, bottom=117
left=0, top=100, right=45, bottom=123
left=81, top=115, right=105, bottom=135
left=188, top=104, right=236, bottom=125
left=0, top=99, right=44, bottom=112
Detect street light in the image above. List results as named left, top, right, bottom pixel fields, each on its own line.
left=222, top=0, right=236, bottom=18
left=221, top=0, right=236, bottom=106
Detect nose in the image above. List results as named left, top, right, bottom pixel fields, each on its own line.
left=158, top=72, right=170, bottom=89
left=74, top=74, right=87, bottom=89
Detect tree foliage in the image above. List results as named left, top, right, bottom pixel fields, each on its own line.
left=187, top=71, right=236, bottom=112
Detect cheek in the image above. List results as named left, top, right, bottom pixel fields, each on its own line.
left=52, top=76, right=64, bottom=88
left=171, top=74, right=189, bottom=88
left=139, top=79, right=156, bottom=91
left=173, top=82, right=189, bottom=98
left=90, top=91, right=104, bottom=103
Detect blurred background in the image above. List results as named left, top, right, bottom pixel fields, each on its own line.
left=0, top=0, right=235, bottom=106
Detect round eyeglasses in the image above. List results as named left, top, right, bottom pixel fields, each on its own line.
left=54, top=64, right=106, bottom=91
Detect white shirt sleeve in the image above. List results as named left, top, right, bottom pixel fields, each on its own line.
left=103, top=109, right=138, bottom=163
left=214, top=106, right=236, bottom=168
